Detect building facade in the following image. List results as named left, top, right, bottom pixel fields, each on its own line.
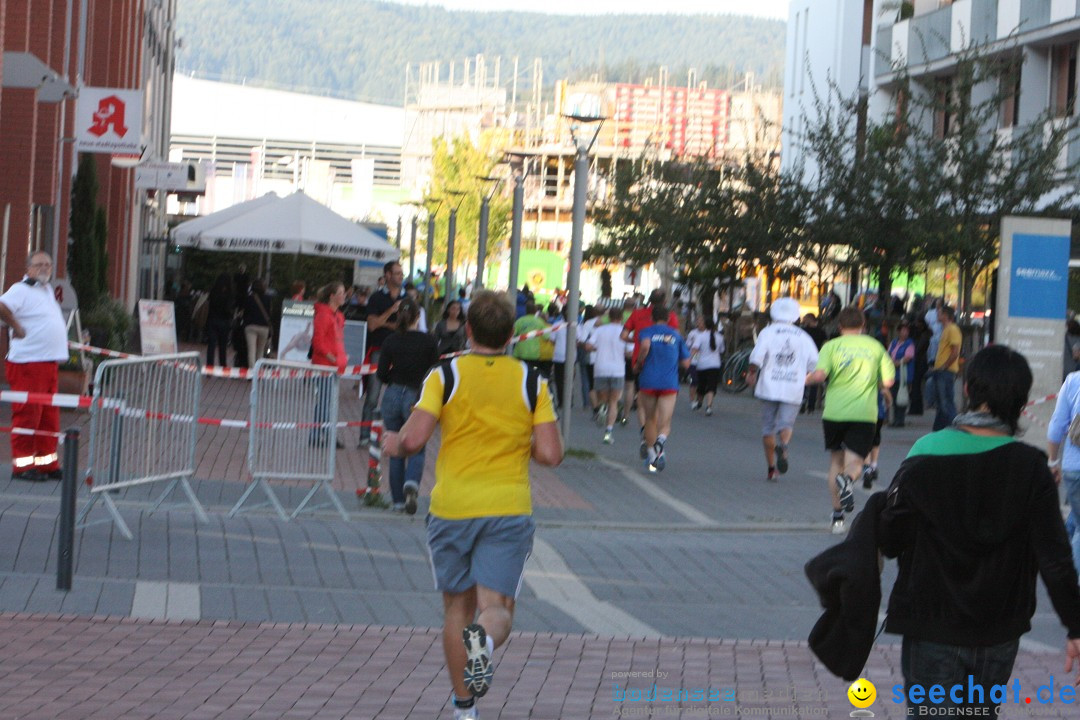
left=0, top=0, right=175, bottom=306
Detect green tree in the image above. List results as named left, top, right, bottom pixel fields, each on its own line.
left=69, top=154, right=103, bottom=308
left=424, top=132, right=512, bottom=286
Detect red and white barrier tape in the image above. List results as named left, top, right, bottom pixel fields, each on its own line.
left=0, top=390, right=94, bottom=409
left=1024, top=393, right=1057, bottom=408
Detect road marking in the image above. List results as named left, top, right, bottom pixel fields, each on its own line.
left=595, top=456, right=714, bottom=526
left=131, top=581, right=201, bottom=620
left=525, top=537, right=661, bottom=638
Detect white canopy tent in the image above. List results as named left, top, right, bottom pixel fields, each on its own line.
left=171, top=191, right=398, bottom=266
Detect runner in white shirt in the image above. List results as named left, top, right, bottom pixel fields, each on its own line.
left=687, top=317, right=725, bottom=416
left=585, top=308, right=628, bottom=443
left=747, top=297, right=820, bottom=482
left=685, top=322, right=706, bottom=409
left=579, top=309, right=602, bottom=418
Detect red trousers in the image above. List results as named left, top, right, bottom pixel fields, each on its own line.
left=7, top=361, right=60, bottom=472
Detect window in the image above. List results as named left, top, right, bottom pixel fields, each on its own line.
left=999, top=62, right=1021, bottom=128
left=1051, top=42, right=1077, bottom=118
left=932, top=76, right=956, bottom=139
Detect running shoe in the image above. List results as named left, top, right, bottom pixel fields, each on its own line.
left=691, top=401, right=701, bottom=411
left=775, top=444, right=788, bottom=474
left=861, top=465, right=877, bottom=490
left=463, top=624, right=493, bottom=698
left=705, top=407, right=713, bottom=416
left=767, top=468, right=780, bottom=483
left=404, top=485, right=418, bottom=515
left=618, top=414, right=629, bottom=426
left=603, top=431, right=614, bottom=445
left=652, top=440, right=666, bottom=472
left=454, top=706, right=479, bottom=720
left=831, top=515, right=846, bottom=534
left=836, top=474, right=855, bottom=513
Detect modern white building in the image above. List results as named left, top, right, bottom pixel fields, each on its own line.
left=169, top=75, right=406, bottom=220
left=785, top=0, right=1080, bottom=178
left=781, top=0, right=875, bottom=178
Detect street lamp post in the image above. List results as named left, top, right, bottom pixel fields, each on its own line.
left=424, top=198, right=443, bottom=308
left=475, top=175, right=501, bottom=292
left=445, top=190, right=467, bottom=301
left=504, top=153, right=531, bottom=295
left=409, top=214, right=418, bottom=283
left=560, top=114, right=605, bottom=440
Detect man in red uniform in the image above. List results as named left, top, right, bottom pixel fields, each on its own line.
left=621, top=289, right=681, bottom=459
left=0, top=252, right=70, bottom=481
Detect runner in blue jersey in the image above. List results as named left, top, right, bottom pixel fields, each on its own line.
left=633, top=303, right=691, bottom=472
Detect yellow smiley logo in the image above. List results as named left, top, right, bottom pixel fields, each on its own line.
left=847, top=678, right=876, bottom=708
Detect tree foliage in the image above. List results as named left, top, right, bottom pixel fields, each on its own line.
left=589, top=42, right=1080, bottom=314
left=175, top=0, right=785, bottom=104
left=69, top=154, right=106, bottom=308
left=424, top=133, right=512, bottom=283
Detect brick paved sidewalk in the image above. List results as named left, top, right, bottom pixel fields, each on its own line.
left=0, top=613, right=1073, bottom=720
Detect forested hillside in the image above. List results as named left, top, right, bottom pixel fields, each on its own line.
left=176, top=0, right=785, bottom=105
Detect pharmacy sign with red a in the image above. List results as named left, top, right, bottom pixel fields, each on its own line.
left=75, top=87, right=143, bottom=155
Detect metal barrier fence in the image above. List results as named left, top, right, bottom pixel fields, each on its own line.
left=230, top=359, right=348, bottom=521
left=77, top=352, right=206, bottom=540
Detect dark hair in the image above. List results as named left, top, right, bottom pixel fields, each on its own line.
left=963, top=344, right=1032, bottom=435
left=651, top=303, right=668, bottom=323
left=467, top=291, right=515, bottom=348
left=316, top=281, right=344, bottom=304
left=649, top=289, right=666, bottom=306
left=1068, top=319, right=1080, bottom=336
left=525, top=301, right=538, bottom=316
left=607, top=307, right=623, bottom=323
left=548, top=302, right=560, bottom=317
left=383, top=260, right=400, bottom=275
left=395, top=297, right=420, bottom=332
left=704, top=317, right=717, bottom=351
left=251, top=278, right=266, bottom=295
left=290, top=280, right=305, bottom=296
left=940, top=305, right=956, bottom=321
left=583, top=305, right=599, bottom=321
left=838, top=306, right=865, bottom=329
left=442, top=299, right=462, bottom=320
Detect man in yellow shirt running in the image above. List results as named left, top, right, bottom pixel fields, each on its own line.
left=383, top=290, right=564, bottom=720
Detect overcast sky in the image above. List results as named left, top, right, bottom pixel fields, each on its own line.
left=383, top=0, right=790, bottom=20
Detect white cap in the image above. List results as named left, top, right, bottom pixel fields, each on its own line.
left=770, top=297, right=801, bottom=324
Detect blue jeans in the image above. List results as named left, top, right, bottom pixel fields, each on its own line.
left=931, top=370, right=957, bottom=431
left=380, top=383, right=424, bottom=506
left=1063, top=471, right=1080, bottom=577
left=309, top=376, right=335, bottom=446
left=901, top=637, right=1018, bottom=716
left=360, top=349, right=383, bottom=442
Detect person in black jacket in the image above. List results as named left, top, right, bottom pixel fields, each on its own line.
left=205, top=273, right=234, bottom=367
left=879, top=345, right=1080, bottom=716
left=377, top=297, right=439, bottom=515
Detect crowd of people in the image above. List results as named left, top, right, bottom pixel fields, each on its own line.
left=7, top=250, right=1080, bottom=718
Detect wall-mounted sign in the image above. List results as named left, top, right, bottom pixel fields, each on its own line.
left=75, top=87, right=144, bottom=155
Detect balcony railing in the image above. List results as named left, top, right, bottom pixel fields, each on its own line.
left=908, top=3, right=953, bottom=63
left=970, top=0, right=999, bottom=45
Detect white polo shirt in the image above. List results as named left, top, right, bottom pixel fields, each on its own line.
left=0, top=279, right=69, bottom=363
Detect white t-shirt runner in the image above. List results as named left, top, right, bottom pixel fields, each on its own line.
left=687, top=330, right=724, bottom=370
left=0, top=279, right=69, bottom=363
left=748, top=322, right=819, bottom=405
left=591, top=323, right=627, bottom=378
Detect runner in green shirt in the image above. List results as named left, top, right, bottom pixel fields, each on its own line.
left=807, top=306, right=894, bottom=534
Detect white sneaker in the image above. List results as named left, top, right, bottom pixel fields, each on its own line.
left=603, top=431, right=614, bottom=444
left=453, top=704, right=479, bottom=720
left=831, top=516, right=846, bottom=534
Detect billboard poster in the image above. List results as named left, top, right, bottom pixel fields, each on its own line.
left=277, top=300, right=316, bottom=363
left=996, top=216, right=1071, bottom=416
left=75, top=87, right=144, bottom=155
left=138, top=300, right=178, bottom=355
